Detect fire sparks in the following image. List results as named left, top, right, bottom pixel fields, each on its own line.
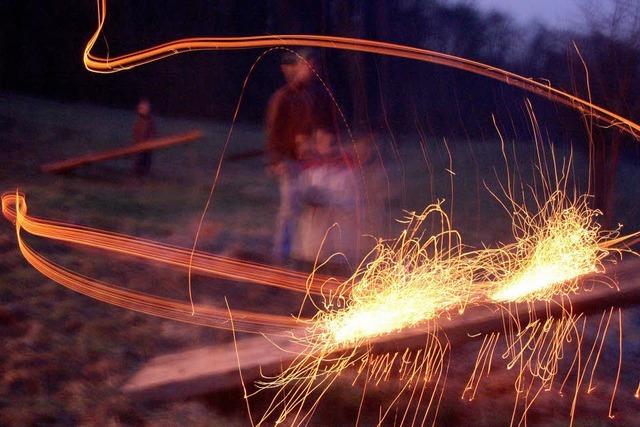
left=251, top=164, right=634, bottom=424
left=4, top=182, right=635, bottom=424
left=315, top=204, right=475, bottom=346
left=490, top=194, right=609, bottom=303
left=4, top=157, right=638, bottom=426
left=3, top=145, right=637, bottom=426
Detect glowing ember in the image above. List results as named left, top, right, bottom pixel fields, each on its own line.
left=490, top=196, right=609, bottom=302
left=314, top=204, right=474, bottom=346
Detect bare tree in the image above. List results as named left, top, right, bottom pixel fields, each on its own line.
left=576, top=0, right=640, bottom=226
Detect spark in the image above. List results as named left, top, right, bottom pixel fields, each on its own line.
left=608, top=308, right=623, bottom=419
left=315, top=204, right=475, bottom=347
left=256, top=151, right=633, bottom=425
left=255, top=205, right=466, bottom=425
left=489, top=194, right=610, bottom=303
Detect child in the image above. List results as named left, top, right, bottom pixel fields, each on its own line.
left=292, top=128, right=358, bottom=268
left=132, top=98, right=156, bottom=177
left=352, top=133, right=389, bottom=246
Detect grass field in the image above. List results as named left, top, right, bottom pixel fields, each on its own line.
left=1, top=93, right=639, bottom=425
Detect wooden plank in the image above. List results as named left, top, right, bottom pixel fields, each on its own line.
left=41, top=130, right=203, bottom=173
left=371, top=258, right=640, bottom=353
left=122, top=258, right=640, bottom=400
left=122, top=331, right=305, bottom=400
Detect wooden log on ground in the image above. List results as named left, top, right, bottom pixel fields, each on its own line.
left=41, top=130, right=203, bottom=173
left=121, top=330, right=305, bottom=400
left=121, top=258, right=640, bottom=401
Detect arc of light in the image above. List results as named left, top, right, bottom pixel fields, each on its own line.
left=1, top=193, right=337, bottom=296
left=5, top=191, right=637, bottom=318
left=85, top=0, right=640, bottom=140
left=7, top=192, right=304, bottom=335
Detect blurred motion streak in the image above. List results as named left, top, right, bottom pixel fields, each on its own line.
left=1, top=192, right=336, bottom=334
left=84, top=0, right=640, bottom=141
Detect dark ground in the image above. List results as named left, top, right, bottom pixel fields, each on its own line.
left=1, top=93, right=639, bottom=425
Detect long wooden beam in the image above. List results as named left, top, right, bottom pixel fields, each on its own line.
left=121, top=258, right=640, bottom=401
left=41, top=130, right=203, bottom=173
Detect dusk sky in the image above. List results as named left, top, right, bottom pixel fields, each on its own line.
left=453, top=0, right=601, bottom=29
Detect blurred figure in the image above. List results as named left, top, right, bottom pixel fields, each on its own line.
left=292, top=128, right=358, bottom=268
left=132, top=98, right=156, bottom=177
left=265, top=49, right=336, bottom=263
left=352, top=132, right=389, bottom=247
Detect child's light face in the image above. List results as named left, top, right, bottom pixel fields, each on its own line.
left=315, top=130, right=334, bottom=156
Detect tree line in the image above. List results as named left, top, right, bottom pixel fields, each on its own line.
left=2, top=0, right=638, bottom=219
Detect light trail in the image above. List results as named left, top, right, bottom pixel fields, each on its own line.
left=84, top=0, right=640, bottom=141
left=1, top=192, right=337, bottom=297
left=2, top=1, right=638, bottom=424
left=1, top=191, right=341, bottom=335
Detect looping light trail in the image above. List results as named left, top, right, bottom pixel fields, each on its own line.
left=1, top=192, right=334, bottom=335
left=1, top=192, right=337, bottom=297
left=3, top=2, right=638, bottom=423
left=85, top=0, right=640, bottom=141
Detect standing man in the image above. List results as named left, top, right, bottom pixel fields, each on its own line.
left=132, top=98, right=156, bottom=178
left=265, top=49, right=336, bottom=264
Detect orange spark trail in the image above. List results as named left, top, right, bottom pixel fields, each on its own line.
left=4, top=3, right=640, bottom=423
left=84, top=0, right=640, bottom=141
left=1, top=192, right=343, bottom=335
left=1, top=192, right=337, bottom=297
left=608, top=308, right=623, bottom=419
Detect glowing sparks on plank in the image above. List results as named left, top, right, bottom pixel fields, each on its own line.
left=490, top=195, right=610, bottom=303
left=254, top=206, right=467, bottom=424
left=314, top=204, right=475, bottom=346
